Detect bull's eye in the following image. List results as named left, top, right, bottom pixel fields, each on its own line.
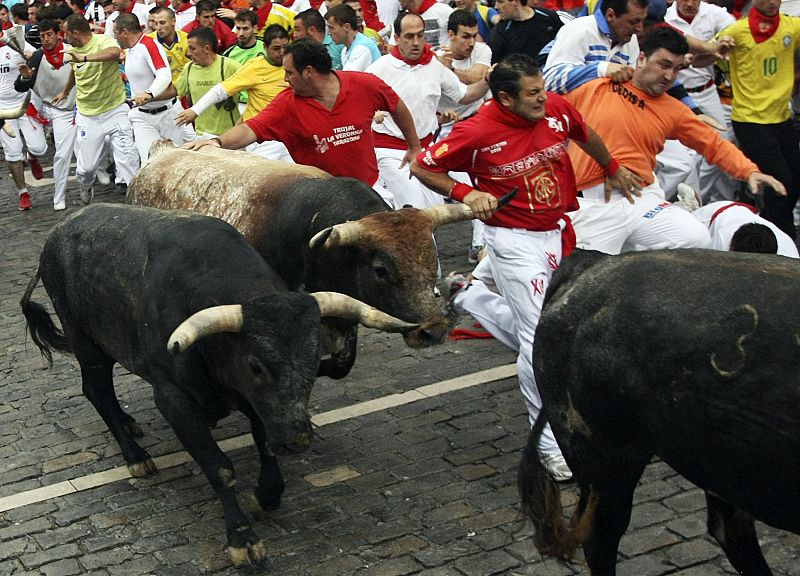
left=248, top=358, right=264, bottom=376
left=373, top=261, right=390, bottom=281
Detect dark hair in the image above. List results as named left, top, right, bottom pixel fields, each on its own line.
left=114, top=12, right=141, bottom=33
left=326, top=3, right=357, bottom=29
left=284, top=37, right=331, bottom=74
left=10, top=4, right=28, bottom=20
left=30, top=1, right=45, bottom=9
left=149, top=5, right=175, bottom=18
left=195, top=0, right=216, bottom=14
left=0, top=5, right=8, bottom=13
left=295, top=8, right=325, bottom=35
left=188, top=24, right=216, bottom=48
left=52, top=4, right=74, bottom=20
left=639, top=25, right=689, bottom=57
left=263, top=22, right=288, bottom=45
left=234, top=9, right=258, bottom=26
left=447, top=8, right=477, bottom=34
left=730, top=223, right=779, bottom=254
left=64, top=12, right=90, bottom=32
left=37, top=18, right=61, bottom=33
left=490, top=53, right=540, bottom=100
left=394, top=11, right=422, bottom=35
left=600, top=0, right=648, bottom=17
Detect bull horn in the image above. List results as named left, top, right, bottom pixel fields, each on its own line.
left=308, top=221, right=364, bottom=250
left=1, top=123, right=15, bottom=138
left=422, top=203, right=475, bottom=229
left=0, top=91, right=31, bottom=121
left=312, top=292, right=418, bottom=333
left=167, top=304, right=244, bottom=355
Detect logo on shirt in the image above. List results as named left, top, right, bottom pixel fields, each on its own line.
left=546, top=116, right=563, bottom=133
left=433, top=143, right=448, bottom=157
left=480, top=141, right=507, bottom=154
left=784, top=35, right=792, bottom=48
left=642, top=201, right=671, bottom=219
left=314, top=133, right=330, bottom=154
left=488, top=142, right=567, bottom=177
left=612, top=83, right=646, bottom=110
left=314, top=125, right=364, bottom=155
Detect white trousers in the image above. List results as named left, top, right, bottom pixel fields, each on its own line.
left=571, top=181, right=711, bottom=254
left=245, top=140, right=295, bottom=163
left=376, top=147, right=444, bottom=209
left=0, top=114, right=48, bottom=162
left=691, top=88, right=739, bottom=203
left=39, top=105, right=76, bottom=206
left=129, top=100, right=191, bottom=165
left=75, top=103, right=139, bottom=188
left=655, top=138, right=699, bottom=200
left=484, top=224, right=562, bottom=455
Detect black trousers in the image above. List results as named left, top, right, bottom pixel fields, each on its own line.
left=732, top=119, right=800, bottom=239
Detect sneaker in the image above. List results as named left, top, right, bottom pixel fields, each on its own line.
left=18, top=191, right=32, bottom=211
left=467, top=244, right=485, bottom=265
left=27, top=155, right=44, bottom=180
left=442, top=272, right=468, bottom=318
left=540, top=453, right=573, bottom=482
left=96, top=168, right=111, bottom=185
left=675, top=183, right=701, bottom=212
left=79, top=186, right=94, bottom=205
left=115, top=183, right=128, bottom=196
left=54, top=200, right=66, bottom=211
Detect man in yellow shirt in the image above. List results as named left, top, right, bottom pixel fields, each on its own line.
left=176, top=24, right=293, bottom=160
left=147, top=6, right=190, bottom=84
left=722, top=0, right=800, bottom=239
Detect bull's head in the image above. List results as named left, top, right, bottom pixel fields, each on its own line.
left=166, top=292, right=418, bottom=452
left=308, top=203, right=475, bottom=348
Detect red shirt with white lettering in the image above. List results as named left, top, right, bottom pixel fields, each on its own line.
left=416, top=95, right=588, bottom=231
left=245, top=71, right=399, bottom=185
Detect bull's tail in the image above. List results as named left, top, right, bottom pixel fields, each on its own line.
left=20, top=267, right=72, bottom=366
left=518, top=411, right=595, bottom=561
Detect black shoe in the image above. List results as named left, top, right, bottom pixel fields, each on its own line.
left=116, top=183, right=128, bottom=196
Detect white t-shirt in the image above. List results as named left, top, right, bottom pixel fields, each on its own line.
left=342, top=43, right=374, bottom=72
left=0, top=43, right=34, bottom=108
left=437, top=41, right=491, bottom=118
left=368, top=53, right=466, bottom=141
left=124, top=33, right=173, bottom=107
left=105, top=3, right=152, bottom=38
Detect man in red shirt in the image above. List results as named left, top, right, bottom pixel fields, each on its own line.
left=185, top=38, right=419, bottom=197
left=411, top=53, right=640, bottom=482
left=182, top=0, right=236, bottom=52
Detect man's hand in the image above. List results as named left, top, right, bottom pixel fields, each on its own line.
left=65, top=51, right=81, bottom=64
left=183, top=138, right=220, bottom=151
left=131, top=91, right=152, bottom=107
left=462, top=189, right=499, bottom=220
left=400, top=145, right=422, bottom=170
left=605, top=165, right=644, bottom=203
left=435, top=48, right=453, bottom=70
left=373, top=111, right=386, bottom=123
left=748, top=172, right=786, bottom=196
left=712, top=36, right=735, bottom=59
left=697, top=113, right=725, bottom=131
left=18, top=63, right=34, bottom=80
left=51, top=90, right=67, bottom=105
left=216, top=7, right=236, bottom=19
left=606, top=63, right=634, bottom=83
left=175, top=109, right=198, bottom=126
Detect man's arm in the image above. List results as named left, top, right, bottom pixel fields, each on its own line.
left=574, top=126, right=644, bottom=202
left=458, top=76, right=489, bottom=104
left=388, top=98, right=422, bottom=168
left=67, top=45, right=121, bottom=63
left=176, top=83, right=231, bottom=125
left=437, top=46, right=490, bottom=84
left=411, top=159, right=498, bottom=220
left=183, top=122, right=258, bottom=151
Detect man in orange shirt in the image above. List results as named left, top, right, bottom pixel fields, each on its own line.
left=563, top=26, right=783, bottom=254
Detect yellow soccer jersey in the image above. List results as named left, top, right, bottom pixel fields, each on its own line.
left=148, top=30, right=190, bottom=83
left=721, top=15, right=800, bottom=124
left=221, top=54, right=289, bottom=121
left=257, top=3, right=295, bottom=38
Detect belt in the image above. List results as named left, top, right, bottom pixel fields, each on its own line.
left=685, top=79, right=715, bottom=93
left=138, top=98, right=176, bottom=115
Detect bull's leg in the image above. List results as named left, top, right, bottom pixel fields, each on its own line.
left=581, top=456, right=649, bottom=576
left=706, top=493, right=773, bottom=576
left=73, top=339, right=154, bottom=477
left=152, top=386, right=266, bottom=566
left=238, top=403, right=285, bottom=511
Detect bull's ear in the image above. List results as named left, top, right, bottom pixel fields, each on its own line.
left=309, top=227, right=334, bottom=251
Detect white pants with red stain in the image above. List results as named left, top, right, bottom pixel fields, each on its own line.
left=75, top=103, right=139, bottom=188
left=483, top=224, right=563, bottom=456
left=571, top=181, right=711, bottom=254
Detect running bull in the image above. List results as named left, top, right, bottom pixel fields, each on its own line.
left=20, top=204, right=416, bottom=565
left=519, top=249, right=800, bottom=575
left=129, top=141, right=477, bottom=378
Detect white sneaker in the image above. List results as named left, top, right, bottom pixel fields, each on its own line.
left=675, top=183, right=701, bottom=212
left=54, top=200, right=66, bottom=211
left=540, top=453, right=573, bottom=482
left=96, top=168, right=111, bottom=185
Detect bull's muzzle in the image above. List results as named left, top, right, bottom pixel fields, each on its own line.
left=271, top=431, right=312, bottom=455
left=402, top=320, right=449, bottom=349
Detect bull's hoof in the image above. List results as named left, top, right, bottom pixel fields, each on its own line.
left=255, top=484, right=283, bottom=512
left=127, top=458, right=157, bottom=478
left=227, top=534, right=267, bottom=566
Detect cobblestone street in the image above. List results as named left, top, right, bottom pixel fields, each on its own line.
left=0, top=161, right=798, bottom=576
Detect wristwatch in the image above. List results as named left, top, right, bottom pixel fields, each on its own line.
left=145, top=89, right=153, bottom=100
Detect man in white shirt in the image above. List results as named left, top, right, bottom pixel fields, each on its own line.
left=665, top=0, right=736, bottom=203
left=367, top=12, right=488, bottom=208
left=397, top=0, right=451, bottom=48
left=326, top=3, right=380, bottom=71
left=104, top=0, right=151, bottom=38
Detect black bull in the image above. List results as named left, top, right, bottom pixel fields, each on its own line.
left=129, top=142, right=477, bottom=378
left=519, top=249, right=800, bottom=575
left=20, top=204, right=416, bottom=565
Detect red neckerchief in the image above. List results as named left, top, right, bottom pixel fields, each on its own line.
left=256, top=2, right=272, bottom=30
left=411, top=0, right=436, bottom=14
left=1, top=21, right=12, bottom=30
left=283, top=0, right=295, bottom=7
left=124, top=0, right=136, bottom=13
left=390, top=43, right=434, bottom=65
left=175, top=2, right=193, bottom=12
left=163, top=0, right=171, bottom=6
left=677, top=9, right=695, bottom=24
left=710, top=202, right=758, bottom=224
left=43, top=39, right=66, bottom=68
left=749, top=8, right=780, bottom=43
